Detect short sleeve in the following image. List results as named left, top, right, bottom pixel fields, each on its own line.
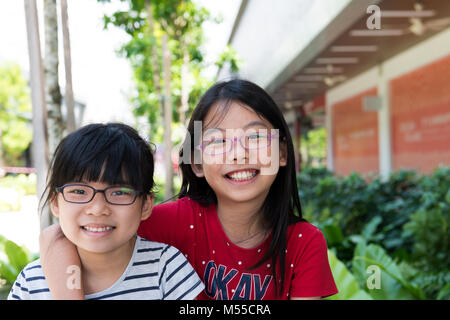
left=158, top=245, right=205, bottom=300
left=138, top=197, right=200, bottom=253
left=7, top=270, right=31, bottom=300
left=138, top=200, right=185, bottom=247
left=290, top=229, right=338, bottom=298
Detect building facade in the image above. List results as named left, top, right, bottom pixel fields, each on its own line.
left=220, top=0, right=450, bottom=177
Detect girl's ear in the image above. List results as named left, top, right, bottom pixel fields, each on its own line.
left=191, top=163, right=205, bottom=178
left=279, top=138, right=288, bottom=167
left=140, top=194, right=154, bottom=221
left=50, top=194, right=60, bottom=219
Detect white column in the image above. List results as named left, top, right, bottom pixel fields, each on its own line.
left=325, top=103, right=334, bottom=171
left=377, top=64, right=392, bottom=180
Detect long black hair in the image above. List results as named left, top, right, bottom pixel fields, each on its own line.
left=41, top=123, right=155, bottom=211
left=178, top=79, right=304, bottom=297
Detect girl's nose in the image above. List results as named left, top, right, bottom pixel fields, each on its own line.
left=85, top=193, right=111, bottom=216
left=230, top=137, right=248, bottom=162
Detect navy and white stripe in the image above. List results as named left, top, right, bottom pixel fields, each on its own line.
left=7, top=236, right=204, bottom=300
left=7, top=261, right=50, bottom=300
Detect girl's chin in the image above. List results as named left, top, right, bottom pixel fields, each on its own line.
left=75, top=241, right=123, bottom=255
left=217, top=189, right=266, bottom=204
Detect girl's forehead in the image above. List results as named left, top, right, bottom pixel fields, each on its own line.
left=203, top=101, right=273, bottom=131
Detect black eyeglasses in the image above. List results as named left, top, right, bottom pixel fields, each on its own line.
left=56, top=184, right=142, bottom=205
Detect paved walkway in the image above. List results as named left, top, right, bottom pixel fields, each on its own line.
left=0, top=195, right=40, bottom=254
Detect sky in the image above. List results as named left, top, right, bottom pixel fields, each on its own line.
left=0, top=0, right=241, bottom=125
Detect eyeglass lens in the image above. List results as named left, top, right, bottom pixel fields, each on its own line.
left=61, top=184, right=137, bottom=205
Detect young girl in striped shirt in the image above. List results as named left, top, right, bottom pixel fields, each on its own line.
left=8, top=123, right=203, bottom=300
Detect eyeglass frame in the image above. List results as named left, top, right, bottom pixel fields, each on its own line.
left=198, top=132, right=280, bottom=156
left=55, top=183, right=143, bottom=205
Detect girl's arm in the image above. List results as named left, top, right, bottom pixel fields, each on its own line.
left=39, top=224, right=85, bottom=299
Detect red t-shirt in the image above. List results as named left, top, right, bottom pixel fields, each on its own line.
left=138, top=197, right=338, bottom=300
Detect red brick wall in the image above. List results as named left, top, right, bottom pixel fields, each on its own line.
left=332, top=88, right=379, bottom=176
left=390, top=54, right=450, bottom=173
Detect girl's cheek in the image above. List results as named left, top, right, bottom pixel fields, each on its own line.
left=253, top=148, right=274, bottom=166
left=203, top=153, right=227, bottom=166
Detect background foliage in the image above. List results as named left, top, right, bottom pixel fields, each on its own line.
left=298, top=166, right=450, bottom=300
left=0, top=234, right=39, bottom=300
left=0, top=63, right=32, bottom=166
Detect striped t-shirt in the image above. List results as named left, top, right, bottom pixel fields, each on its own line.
left=7, top=236, right=204, bottom=300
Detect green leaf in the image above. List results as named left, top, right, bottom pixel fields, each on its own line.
left=326, top=250, right=372, bottom=300
left=4, top=240, right=30, bottom=273
left=352, top=242, right=426, bottom=299
left=361, top=216, right=382, bottom=239
left=322, top=224, right=344, bottom=246
left=0, top=234, right=6, bottom=250
left=0, top=258, right=18, bottom=283
left=445, top=190, right=450, bottom=204
left=437, top=283, right=450, bottom=300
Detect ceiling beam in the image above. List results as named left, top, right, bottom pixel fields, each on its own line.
left=265, top=0, right=382, bottom=95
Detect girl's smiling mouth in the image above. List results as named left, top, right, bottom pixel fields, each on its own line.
left=81, top=224, right=116, bottom=236
left=224, top=169, right=259, bottom=184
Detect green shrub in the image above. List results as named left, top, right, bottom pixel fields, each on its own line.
left=352, top=241, right=426, bottom=299
left=325, top=249, right=372, bottom=300
left=0, top=173, right=36, bottom=196
left=0, top=234, right=39, bottom=300
left=297, top=166, right=450, bottom=299
left=0, top=174, right=36, bottom=212
left=0, top=188, right=21, bottom=212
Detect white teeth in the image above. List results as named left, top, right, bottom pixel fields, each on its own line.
left=228, top=170, right=257, bottom=181
left=83, top=226, right=114, bottom=232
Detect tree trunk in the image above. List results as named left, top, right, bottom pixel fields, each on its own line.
left=162, top=34, right=174, bottom=199
left=146, top=0, right=163, bottom=137
left=180, top=46, right=189, bottom=127
left=60, top=0, right=76, bottom=133
left=24, top=0, right=52, bottom=230
left=43, top=0, right=63, bottom=154
left=146, top=0, right=161, bottom=101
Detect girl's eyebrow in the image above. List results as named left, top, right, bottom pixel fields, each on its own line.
left=206, top=120, right=269, bottom=132
left=243, top=120, right=269, bottom=129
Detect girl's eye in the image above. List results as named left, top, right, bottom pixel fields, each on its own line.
left=211, top=138, right=226, bottom=144
left=205, top=138, right=226, bottom=146
left=111, top=187, right=133, bottom=196
left=68, top=189, right=86, bottom=195
left=247, top=133, right=267, bottom=140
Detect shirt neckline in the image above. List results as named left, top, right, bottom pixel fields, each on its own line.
left=84, top=235, right=140, bottom=299
left=209, top=202, right=272, bottom=253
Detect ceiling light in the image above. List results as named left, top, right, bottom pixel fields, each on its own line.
left=324, top=75, right=346, bottom=87
left=350, top=29, right=404, bottom=36
left=284, top=100, right=303, bottom=109
left=316, top=57, right=359, bottom=64
left=331, top=45, right=378, bottom=52
left=380, top=10, right=435, bottom=18
left=294, top=75, right=324, bottom=82
left=409, top=17, right=425, bottom=35
left=285, top=83, right=319, bottom=89
left=303, top=66, right=344, bottom=74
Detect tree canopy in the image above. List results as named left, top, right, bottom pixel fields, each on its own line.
left=0, top=63, right=32, bottom=166
left=98, top=0, right=239, bottom=138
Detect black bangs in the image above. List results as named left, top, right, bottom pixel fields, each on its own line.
left=202, top=98, right=233, bottom=131
left=51, top=124, right=141, bottom=190
left=42, top=123, right=155, bottom=211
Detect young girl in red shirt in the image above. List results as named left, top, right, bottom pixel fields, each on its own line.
left=40, top=79, right=338, bottom=300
